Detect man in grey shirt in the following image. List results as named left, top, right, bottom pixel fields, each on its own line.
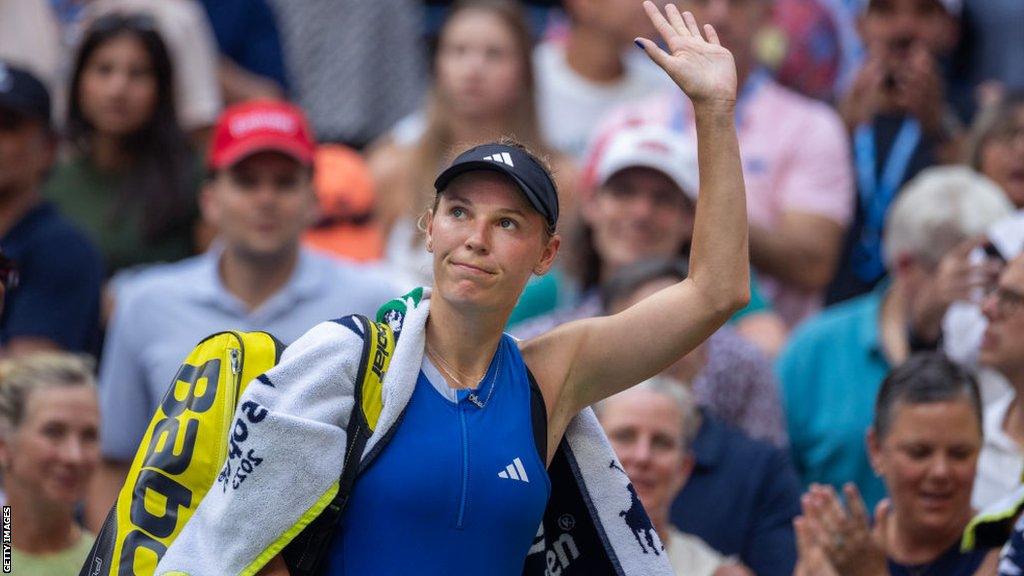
left=88, top=101, right=394, bottom=529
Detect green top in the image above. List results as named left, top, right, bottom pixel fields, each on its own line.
left=508, top=268, right=572, bottom=327
left=730, top=272, right=771, bottom=322
left=43, top=155, right=198, bottom=274
left=10, top=530, right=95, bottom=576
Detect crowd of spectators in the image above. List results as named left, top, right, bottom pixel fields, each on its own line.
left=0, top=0, right=1022, bottom=573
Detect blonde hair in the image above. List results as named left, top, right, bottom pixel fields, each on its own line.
left=596, top=374, right=702, bottom=453
left=0, top=353, right=96, bottom=438
left=965, top=93, right=1024, bottom=170
left=410, top=0, right=551, bottom=209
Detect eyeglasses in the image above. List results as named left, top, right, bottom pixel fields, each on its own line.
left=984, top=285, right=1024, bottom=318
left=0, top=252, right=19, bottom=291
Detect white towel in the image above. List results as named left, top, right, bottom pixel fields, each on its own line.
left=156, top=288, right=673, bottom=575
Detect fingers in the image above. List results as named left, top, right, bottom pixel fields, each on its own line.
left=681, top=7, right=703, bottom=38
left=704, top=24, right=721, bottom=46
left=795, top=516, right=814, bottom=560
left=951, top=235, right=988, bottom=258
left=819, top=485, right=847, bottom=532
left=844, top=483, right=870, bottom=530
left=665, top=3, right=690, bottom=36
left=643, top=1, right=678, bottom=46
left=634, top=37, right=672, bottom=71
left=795, top=514, right=841, bottom=576
left=644, top=2, right=710, bottom=44
left=872, top=498, right=893, bottom=548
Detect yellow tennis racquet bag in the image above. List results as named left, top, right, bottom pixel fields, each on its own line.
left=80, top=318, right=394, bottom=576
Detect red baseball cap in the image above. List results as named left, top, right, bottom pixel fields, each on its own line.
left=208, top=100, right=316, bottom=170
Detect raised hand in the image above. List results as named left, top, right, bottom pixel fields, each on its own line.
left=635, top=1, right=737, bottom=109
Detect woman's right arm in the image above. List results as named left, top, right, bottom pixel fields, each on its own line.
left=523, top=2, right=748, bottom=427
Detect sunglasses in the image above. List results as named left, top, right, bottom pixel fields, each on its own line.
left=0, top=252, right=19, bottom=291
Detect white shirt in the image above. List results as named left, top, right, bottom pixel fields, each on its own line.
left=384, top=217, right=434, bottom=292
left=666, top=526, right=727, bottom=576
left=533, top=40, right=674, bottom=159
left=943, top=210, right=1024, bottom=369
left=973, top=394, right=1024, bottom=509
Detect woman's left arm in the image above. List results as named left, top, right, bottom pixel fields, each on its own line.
left=524, top=2, right=748, bottom=418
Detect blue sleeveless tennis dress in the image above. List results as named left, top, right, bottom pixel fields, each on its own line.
left=326, top=334, right=550, bottom=575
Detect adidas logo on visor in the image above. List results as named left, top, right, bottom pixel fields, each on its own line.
left=498, top=457, right=530, bottom=482
left=483, top=152, right=515, bottom=167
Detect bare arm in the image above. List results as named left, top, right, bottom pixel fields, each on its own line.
left=524, top=2, right=748, bottom=426
left=85, top=459, right=131, bottom=532
left=218, top=57, right=285, bottom=105
left=749, top=214, right=844, bottom=290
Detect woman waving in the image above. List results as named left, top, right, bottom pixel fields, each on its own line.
left=159, top=3, right=747, bottom=575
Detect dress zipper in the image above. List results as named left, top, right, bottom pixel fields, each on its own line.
left=457, top=400, right=469, bottom=529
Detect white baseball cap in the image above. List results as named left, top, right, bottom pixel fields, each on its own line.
left=989, top=212, right=1024, bottom=260
left=595, top=124, right=699, bottom=201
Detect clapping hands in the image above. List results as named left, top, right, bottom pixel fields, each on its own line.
left=794, top=483, right=890, bottom=576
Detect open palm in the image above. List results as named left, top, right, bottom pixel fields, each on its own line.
left=636, top=1, right=737, bottom=106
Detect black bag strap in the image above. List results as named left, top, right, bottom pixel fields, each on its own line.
left=285, top=323, right=549, bottom=575
left=282, top=315, right=375, bottom=575
left=525, top=366, right=548, bottom=465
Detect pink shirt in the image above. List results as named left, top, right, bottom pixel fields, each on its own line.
left=586, top=75, right=854, bottom=326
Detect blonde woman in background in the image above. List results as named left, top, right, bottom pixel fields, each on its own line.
left=0, top=353, right=100, bottom=575
left=967, top=92, right=1024, bottom=210
left=369, top=0, right=578, bottom=295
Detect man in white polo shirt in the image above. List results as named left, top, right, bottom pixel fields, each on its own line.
left=87, top=100, right=394, bottom=529
left=974, top=253, right=1024, bottom=509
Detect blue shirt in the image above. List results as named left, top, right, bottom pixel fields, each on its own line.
left=329, top=335, right=550, bottom=575
left=671, top=410, right=801, bottom=576
left=98, top=247, right=394, bottom=460
left=776, top=283, right=891, bottom=510
left=198, top=0, right=289, bottom=92
left=0, top=202, right=103, bottom=352
left=889, top=539, right=992, bottom=576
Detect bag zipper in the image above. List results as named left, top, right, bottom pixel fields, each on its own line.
left=215, top=336, right=244, bottom=467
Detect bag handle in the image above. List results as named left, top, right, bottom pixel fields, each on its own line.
left=282, top=315, right=384, bottom=574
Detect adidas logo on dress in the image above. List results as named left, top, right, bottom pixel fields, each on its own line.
left=498, top=457, right=530, bottom=482
left=483, top=152, right=515, bottom=167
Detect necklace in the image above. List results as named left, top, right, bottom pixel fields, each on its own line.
left=425, top=341, right=482, bottom=386
left=425, top=340, right=502, bottom=408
